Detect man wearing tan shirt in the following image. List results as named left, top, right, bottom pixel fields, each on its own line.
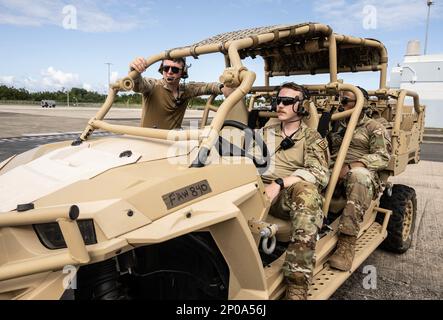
left=130, top=57, right=230, bottom=129
left=259, top=82, right=330, bottom=300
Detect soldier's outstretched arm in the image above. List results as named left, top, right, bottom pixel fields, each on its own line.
left=187, top=82, right=224, bottom=97
left=129, top=57, right=156, bottom=94
left=132, top=74, right=156, bottom=94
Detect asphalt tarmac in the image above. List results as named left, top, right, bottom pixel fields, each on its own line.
left=0, top=108, right=441, bottom=163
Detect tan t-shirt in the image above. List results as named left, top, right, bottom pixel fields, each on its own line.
left=259, top=121, right=330, bottom=189
left=133, top=77, right=222, bottom=129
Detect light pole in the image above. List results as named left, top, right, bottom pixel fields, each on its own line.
left=424, top=0, right=434, bottom=55
left=105, top=62, right=112, bottom=88
left=62, top=87, right=70, bottom=107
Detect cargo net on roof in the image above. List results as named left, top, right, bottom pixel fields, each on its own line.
left=171, top=23, right=382, bottom=76
left=254, top=45, right=382, bottom=76
left=171, top=23, right=312, bottom=50
left=191, top=24, right=288, bottom=46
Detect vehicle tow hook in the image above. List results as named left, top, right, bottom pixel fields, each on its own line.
left=260, top=224, right=278, bottom=255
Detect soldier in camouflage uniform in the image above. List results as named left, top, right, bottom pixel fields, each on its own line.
left=259, top=83, right=330, bottom=300
left=328, top=88, right=391, bottom=271
left=130, top=57, right=230, bottom=129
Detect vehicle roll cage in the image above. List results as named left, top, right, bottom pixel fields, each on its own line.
left=0, top=24, right=425, bottom=282
left=72, top=22, right=423, bottom=217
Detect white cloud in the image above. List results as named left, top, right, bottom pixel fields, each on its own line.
left=110, top=71, right=119, bottom=84
left=0, top=12, right=41, bottom=26
left=0, top=0, right=157, bottom=32
left=82, top=83, right=92, bottom=91
left=0, top=75, right=14, bottom=85
left=2, top=70, right=108, bottom=92
left=19, top=76, right=39, bottom=91
left=313, top=0, right=442, bottom=32
left=76, top=8, right=138, bottom=33
left=41, top=66, right=80, bottom=89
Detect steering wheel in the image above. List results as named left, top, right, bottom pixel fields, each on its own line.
left=219, top=120, right=270, bottom=170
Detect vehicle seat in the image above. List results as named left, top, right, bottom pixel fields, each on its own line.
left=265, top=214, right=292, bottom=242
left=225, top=98, right=249, bottom=125
left=303, top=101, right=320, bottom=130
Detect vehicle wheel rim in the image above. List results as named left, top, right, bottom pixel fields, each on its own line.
left=402, top=200, right=413, bottom=242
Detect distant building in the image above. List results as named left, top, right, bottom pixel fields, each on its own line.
left=389, top=40, right=443, bottom=128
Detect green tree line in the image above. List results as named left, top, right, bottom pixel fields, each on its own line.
left=0, top=85, right=221, bottom=107
left=0, top=85, right=142, bottom=104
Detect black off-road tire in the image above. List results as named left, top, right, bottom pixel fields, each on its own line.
left=378, top=184, right=417, bottom=253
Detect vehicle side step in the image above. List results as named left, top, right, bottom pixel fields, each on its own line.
left=308, top=222, right=386, bottom=300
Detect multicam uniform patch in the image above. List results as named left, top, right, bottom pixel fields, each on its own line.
left=316, top=138, right=328, bottom=151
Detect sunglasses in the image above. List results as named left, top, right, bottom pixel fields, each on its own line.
left=161, top=65, right=182, bottom=74
left=273, top=96, right=300, bottom=106
left=341, top=97, right=356, bottom=105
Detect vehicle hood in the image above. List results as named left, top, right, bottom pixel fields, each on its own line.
left=0, top=135, right=199, bottom=213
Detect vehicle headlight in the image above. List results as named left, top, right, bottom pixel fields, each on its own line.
left=34, top=219, right=97, bottom=249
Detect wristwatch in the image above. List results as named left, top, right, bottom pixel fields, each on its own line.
left=274, top=178, right=285, bottom=190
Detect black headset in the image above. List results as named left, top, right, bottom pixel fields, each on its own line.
left=356, top=86, right=369, bottom=101
left=340, top=86, right=370, bottom=112
left=356, top=86, right=373, bottom=116
left=158, top=57, right=189, bottom=79
left=271, top=82, right=310, bottom=117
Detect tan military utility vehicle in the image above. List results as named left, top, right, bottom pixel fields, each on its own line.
left=0, top=23, right=425, bottom=300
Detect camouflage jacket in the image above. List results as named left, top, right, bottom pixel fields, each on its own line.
left=259, top=121, right=330, bottom=190
left=329, top=114, right=392, bottom=172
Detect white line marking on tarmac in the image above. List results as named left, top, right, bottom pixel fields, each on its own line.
left=0, top=131, right=114, bottom=143
left=21, top=132, right=76, bottom=137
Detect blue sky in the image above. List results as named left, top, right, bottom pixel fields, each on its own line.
left=1, top=0, right=442, bottom=93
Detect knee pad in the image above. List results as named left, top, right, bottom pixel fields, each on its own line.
left=346, top=168, right=373, bottom=190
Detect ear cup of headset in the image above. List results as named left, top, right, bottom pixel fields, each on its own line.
left=296, top=100, right=310, bottom=116
left=181, top=64, right=189, bottom=79
left=356, top=86, right=369, bottom=100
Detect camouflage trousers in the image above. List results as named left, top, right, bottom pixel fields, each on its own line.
left=338, top=167, right=374, bottom=237
left=269, top=181, right=323, bottom=287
